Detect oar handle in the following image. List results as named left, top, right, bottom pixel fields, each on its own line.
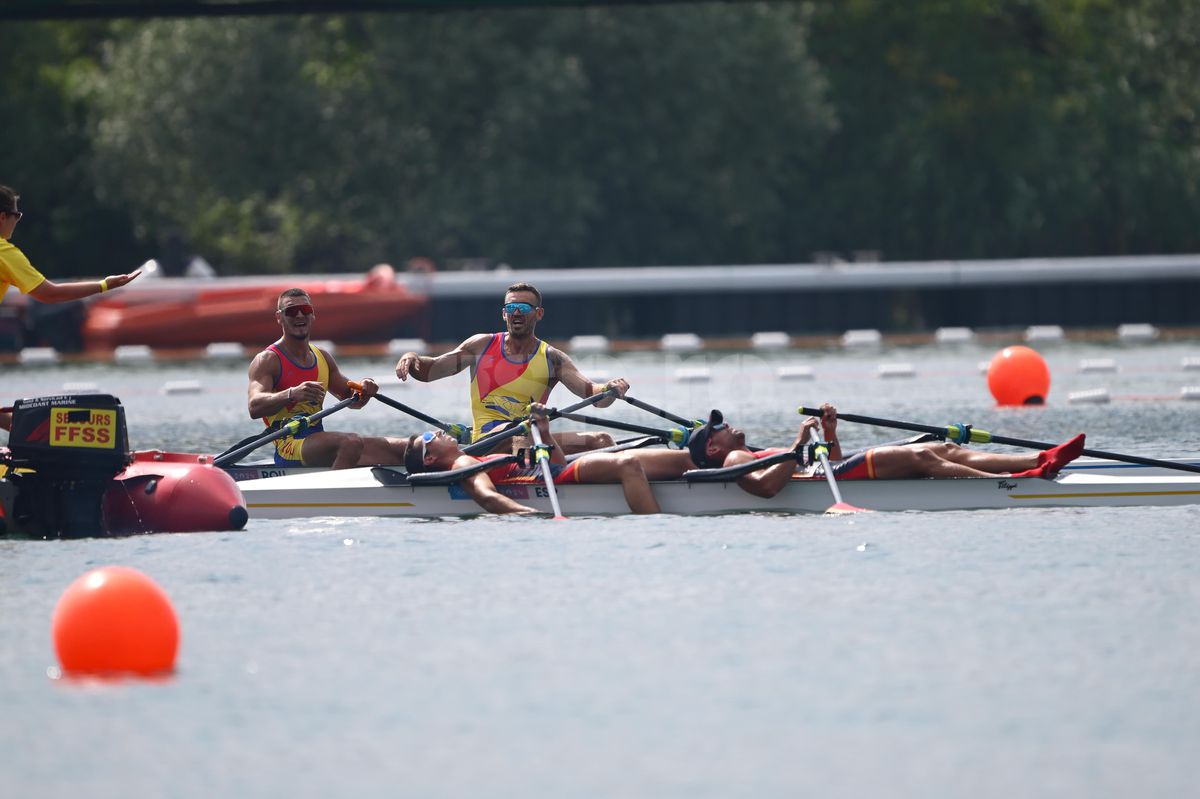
left=213, top=395, right=356, bottom=466
left=798, top=406, right=1200, bottom=475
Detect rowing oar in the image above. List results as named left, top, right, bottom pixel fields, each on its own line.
left=797, top=406, right=1200, bottom=476
left=622, top=395, right=700, bottom=428
left=372, top=392, right=470, bottom=442
left=553, top=410, right=692, bottom=446
left=213, top=394, right=358, bottom=467
left=807, top=427, right=869, bottom=514
left=462, top=388, right=618, bottom=455
left=527, top=420, right=566, bottom=520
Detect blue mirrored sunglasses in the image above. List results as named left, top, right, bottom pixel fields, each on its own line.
left=502, top=302, right=536, bottom=315
left=421, top=430, right=436, bottom=443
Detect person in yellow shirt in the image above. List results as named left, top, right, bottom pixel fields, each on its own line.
left=1, top=185, right=143, bottom=430
left=1, top=185, right=141, bottom=306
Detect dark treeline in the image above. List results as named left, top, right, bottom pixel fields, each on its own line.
left=2, top=0, right=1198, bottom=276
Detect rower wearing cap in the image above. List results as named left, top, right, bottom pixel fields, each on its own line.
left=685, top=403, right=1086, bottom=498
left=247, top=288, right=409, bottom=469
left=393, top=282, right=627, bottom=454
left=404, top=404, right=660, bottom=515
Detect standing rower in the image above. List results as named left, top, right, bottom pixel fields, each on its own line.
left=394, top=282, right=628, bottom=454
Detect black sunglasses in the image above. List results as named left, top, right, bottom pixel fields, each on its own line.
left=2, top=209, right=22, bottom=221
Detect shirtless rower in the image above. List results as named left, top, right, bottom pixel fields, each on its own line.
left=403, top=404, right=660, bottom=515
left=683, top=403, right=1086, bottom=499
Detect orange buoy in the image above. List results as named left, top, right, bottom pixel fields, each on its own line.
left=52, top=566, right=179, bottom=676
left=987, top=345, right=1051, bottom=406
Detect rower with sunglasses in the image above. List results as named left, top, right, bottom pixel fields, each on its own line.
left=394, top=282, right=629, bottom=455
left=403, top=404, right=660, bottom=515
left=246, top=288, right=409, bottom=469
left=0, top=184, right=142, bottom=307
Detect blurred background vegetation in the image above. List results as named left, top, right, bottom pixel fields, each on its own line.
left=2, top=0, right=1198, bottom=276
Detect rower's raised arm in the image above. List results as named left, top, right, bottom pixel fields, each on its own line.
left=395, top=334, right=489, bottom=382
left=551, top=347, right=625, bottom=407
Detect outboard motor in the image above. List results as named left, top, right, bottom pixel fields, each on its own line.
left=4, top=394, right=131, bottom=538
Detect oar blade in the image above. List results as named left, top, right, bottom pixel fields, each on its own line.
left=824, top=501, right=871, bottom=515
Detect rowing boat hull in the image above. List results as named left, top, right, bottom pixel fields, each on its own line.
left=222, top=456, right=1200, bottom=483
left=237, top=468, right=1200, bottom=519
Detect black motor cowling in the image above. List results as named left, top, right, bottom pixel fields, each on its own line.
left=4, top=394, right=131, bottom=538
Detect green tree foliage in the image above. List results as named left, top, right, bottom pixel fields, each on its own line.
left=82, top=5, right=834, bottom=272
left=0, top=22, right=140, bottom=277
left=4, top=1, right=1200, bottom=274
left=806, top=0, right=1200, bottom=258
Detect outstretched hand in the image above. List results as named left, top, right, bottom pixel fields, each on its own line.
left=103, top=269, right=142, bottom=290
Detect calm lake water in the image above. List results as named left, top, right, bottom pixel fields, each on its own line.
left=3, top=339, right=1199, bottom=798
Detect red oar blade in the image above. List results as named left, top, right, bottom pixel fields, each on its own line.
left=824, top=501, right=871, bottom=515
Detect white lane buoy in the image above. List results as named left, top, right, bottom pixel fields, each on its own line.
left=387, top=338, right=427, bottom=357
left=877, top=363, right=916, bottom=378
left=18, top=347, right=59, bottom=365
left=568, top=335, right=610, bottom=355
left=751, top=331, right=790, bottom=350
left=776, top=365, right=814, bottom=381
left=1068, top=388, right=1111, bottom=404
left=1078, top=358, right=1118, bottom=373
left=661, top=333, right=703, bottom=353
left=1024, top=325, right=1064, bottom=342
left=842, top=329, right=882, bottom=347
left=114, top=345, right=154, bottom=362
left=162, top=380, right=204, bottom=395
left=934, top=327, right=975, bottom=344
left=205, top=342, right=245, bottom=359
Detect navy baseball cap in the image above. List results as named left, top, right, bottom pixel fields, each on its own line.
left=686, top=409, right=726, bottom=468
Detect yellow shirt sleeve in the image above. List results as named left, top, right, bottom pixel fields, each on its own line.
left=0, top=239, right=47, bottom=303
